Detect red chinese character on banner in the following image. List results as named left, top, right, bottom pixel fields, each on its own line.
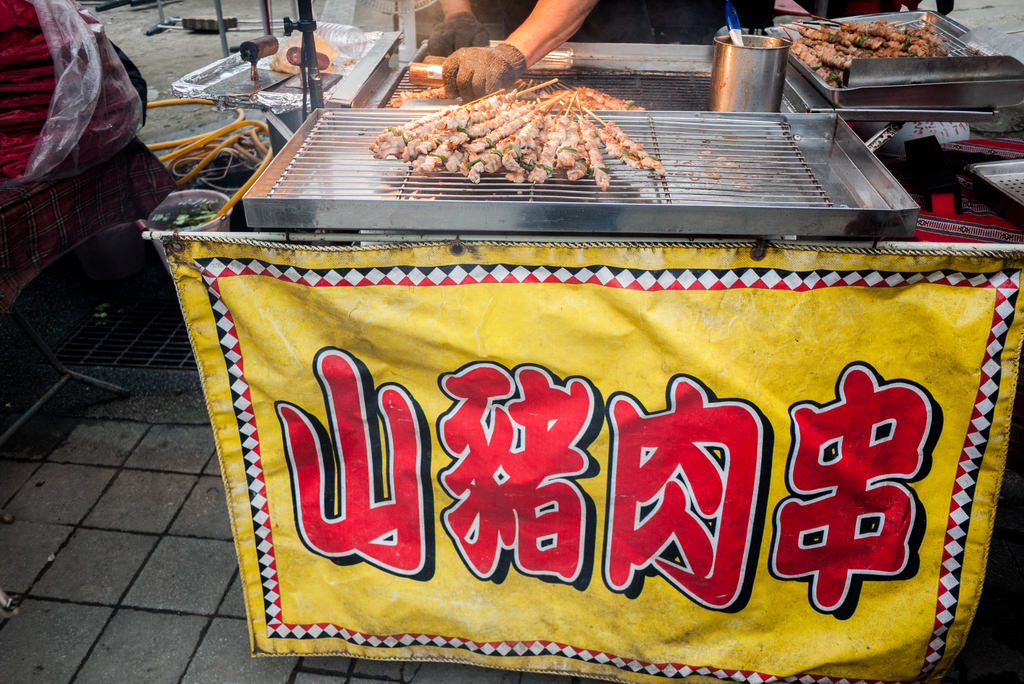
left=604, top=377, right=770, bottom=610
left=770, top=363, right=938, bottom=619
left=438, top=363, right=601, bottom=587
left=276, top=348, right=433, bottom=579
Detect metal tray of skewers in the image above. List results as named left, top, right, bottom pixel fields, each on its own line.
left=243, top=91, right=919, bottom=239
left=768, top=11, right=1024, bottom=110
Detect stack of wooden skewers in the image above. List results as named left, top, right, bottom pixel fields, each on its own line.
left=392, top=81, right=644, bottom=110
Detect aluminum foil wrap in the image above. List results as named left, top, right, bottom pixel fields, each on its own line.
left=171, top=31, right=385, bottom=113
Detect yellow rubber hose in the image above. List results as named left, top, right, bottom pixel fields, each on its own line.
left=144, top=99, right=273, bottom=214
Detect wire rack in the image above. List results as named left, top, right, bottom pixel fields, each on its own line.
left=244, top=108, right=918, bottom=237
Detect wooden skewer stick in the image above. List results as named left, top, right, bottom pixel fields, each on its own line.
left=464, top=88, right=506, bottom=107
left=780, top=26, right=801, bottom=41
left=560, top=91, right=580, bottom=119
left=582, top=106, right=608, bottom=127
left=538, top=91, right=571, bottom=111
left=517, top=78, right=560, bottom=97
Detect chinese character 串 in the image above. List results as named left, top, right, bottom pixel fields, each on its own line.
left=437, top=363, right=602, bottom=588
left=604, top=376, right=771, bottom=611
left=275, top=348, right=433, bottom=579
left=770, top=363, right=938, bottom=619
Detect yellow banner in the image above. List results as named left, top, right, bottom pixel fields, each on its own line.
left=169, top=238, right=1022, bottom=684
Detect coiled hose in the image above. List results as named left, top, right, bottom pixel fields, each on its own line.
left=145, top=98, right=273, bottom=220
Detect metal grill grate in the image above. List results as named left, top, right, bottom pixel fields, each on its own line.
left=266, top=110, right=827, bottom=207
left=244, top=108, right=919, bottom=237
left=55, top=299, right=195, bottom=370
left=389, top=69, right=712, bottom=110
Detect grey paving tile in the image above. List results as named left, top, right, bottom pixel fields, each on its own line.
left=4, top=462, right=114, bottom=524
left=995, top=469, right=1024, bottom=538
left=352, top=658, right=406, bottom=680
left=956, top=619, right=1024, bottom=680
left=204, top=455, right=222, bottom=476
left=217, top=572, right=246, bottom=618
left=125, top=423, right=214, bottom=473
left=983, top=539, right=1023, bottom=595
left=47, top=420, right=149, bottom=466
left=182, top=617, right=298, bottom=683
left=123, top=536, right=236, bottom=614
left=0, top=598, right=111, bottom=683
left=32, top=528, right=156, bottom=604
left=300, top=655, right=353, bottom=675
left=295, top=673, right=345, bottom=683
left=0, top=415, right=78, bottom=460
left=0, top=459, right=39, bottom=505
left=0, top=519, right=72, bottom=592
left=75, top=609, right=207, bottom=684
left=403, top=661, right=521, bottom=683
left=1006, top=539, right=1024, bottom=578
left=169, top=474, right=232, bottom=539
left=84, top=469, right=196, bottom=533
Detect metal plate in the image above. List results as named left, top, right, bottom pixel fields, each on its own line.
left=768, top=11, right=1024, bottom=110
left=243, top=109, right=917, bottom=239
left=970, top=159, right=1024, bottom=227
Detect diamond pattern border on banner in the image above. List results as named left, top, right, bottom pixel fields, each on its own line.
left=198, top=258, right=1020, bottom=684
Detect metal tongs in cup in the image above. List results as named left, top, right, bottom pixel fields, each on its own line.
left=725, top=0, right=744, bottom=46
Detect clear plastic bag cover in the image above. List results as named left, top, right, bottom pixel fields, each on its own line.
left=20, top=0, right=141, bottom=182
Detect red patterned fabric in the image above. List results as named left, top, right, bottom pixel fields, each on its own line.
left=0, top=138, right=174, bottom=312
left=893, top=137, right=1024, bottom=472
left=0, top=0, right=52, bottom=182
left=886, top=137, right=1024, bottom=244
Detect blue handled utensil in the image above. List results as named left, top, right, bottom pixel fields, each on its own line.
left=725, top=0, right=744, bottom=46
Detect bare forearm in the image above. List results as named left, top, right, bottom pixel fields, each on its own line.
left=503, top=0, right=600, bottom=67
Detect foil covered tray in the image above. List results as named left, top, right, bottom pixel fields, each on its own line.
left=768, top=11, right=1024, bottom=110
left=171, top=31, right=393, bottom=113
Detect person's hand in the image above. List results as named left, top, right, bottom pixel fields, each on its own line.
left=442, top=43, right=526, bottom=100
left=427, top=11, right=489, bottom=57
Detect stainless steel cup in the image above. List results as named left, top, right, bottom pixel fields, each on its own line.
left=708, top=34, right=792, bottom=112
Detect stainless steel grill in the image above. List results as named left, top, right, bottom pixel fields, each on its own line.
left=244, top=109, right=918, bottom=238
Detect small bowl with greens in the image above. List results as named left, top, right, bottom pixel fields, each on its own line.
left=147, top=189, right=232, bottom=276
left=146, top=189, right=231, bottom=232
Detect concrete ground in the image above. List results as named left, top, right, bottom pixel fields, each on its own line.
left=2, top=0, right=1024, bottom=682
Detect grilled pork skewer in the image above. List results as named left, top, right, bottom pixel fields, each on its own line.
left=370, top=92, right=516, bottom=159
left=372, top=87, right=665, bottom=189
left=596, top=120, right=664, bottom=176
left=785, top=19, right=949, bottom=90
left=460, top=105, right=548, bottom=182
left=578, top=116, right=610, bottom=191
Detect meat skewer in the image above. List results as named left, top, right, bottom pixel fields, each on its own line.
left=785, top=19, right=949, bottom=88
left=577, top=114, right=611, bottom=191
left=786, top=18, right=946, bottom=88
left=391, top=86, right=448, bottom=107
left=587, top=108, right=664, bottom=177
left=371, top=84, right=664, bottom=190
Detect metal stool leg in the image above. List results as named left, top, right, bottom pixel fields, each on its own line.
left=0, top=309, right=129, bottom=449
